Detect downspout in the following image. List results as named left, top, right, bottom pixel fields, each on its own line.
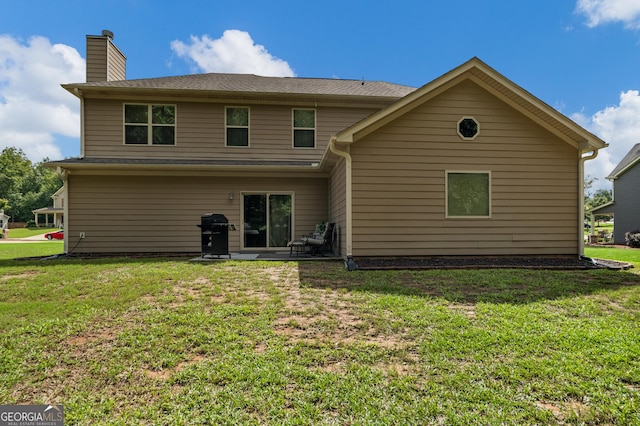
left=56, top=167, right=69, bottom=253
left=74, top=88, right=85, bottom=158
left=329, top=137, right=358, bottom=270
left=579, top=148, right=599, bottom=257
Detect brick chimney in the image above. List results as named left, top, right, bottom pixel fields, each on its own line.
left=86, top=30, right=126, bottom=82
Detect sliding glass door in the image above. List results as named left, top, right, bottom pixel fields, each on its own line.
left=243, top=193, right=292, bottom=248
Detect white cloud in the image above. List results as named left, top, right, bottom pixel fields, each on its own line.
left=0, top=35, right=84, bottom=162
left=171, top=30, right=295, bottom=77
left=574, top=90, right=640, bottom=190
left=576, top=0, right=640, bottom=28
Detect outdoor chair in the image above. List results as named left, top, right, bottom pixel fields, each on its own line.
left=302, top=222, right=335, bottom=255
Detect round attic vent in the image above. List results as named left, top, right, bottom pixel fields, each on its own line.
left=101, top=30, right=114, bottom=40
left=457, top=117, right=479, bottom=140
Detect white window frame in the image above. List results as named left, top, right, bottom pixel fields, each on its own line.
left=225, top=106, right=250, bottom=148
left=123, top=103, right=176, bottom=146
left=292, top=108, right=316, bottom=148
left=445, top=170, right=492, bottom=219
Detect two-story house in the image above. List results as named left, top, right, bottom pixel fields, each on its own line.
left=50, top=31, right=607, bottom=265
left=589, top=143, right=640, bottom=244
left=32, top=187, right=65, bottom=228
left=0, top=209, right=8, bottom=238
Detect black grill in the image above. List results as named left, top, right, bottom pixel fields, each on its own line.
left=198, top=213, right=230, bottom=258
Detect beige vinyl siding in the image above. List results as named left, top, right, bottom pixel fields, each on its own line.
left=66, top=174, right=327, bottom=253
left=350, top=79, right=579, bottom=257
left=329, top=157, right=348, bottom=257
left=106, top=41, right=126, bottom=81
left=83, top=100, right=377, bottom=161
left=86, top=37, right=108, bottom=83
left=86, top=36, right=125, bottom=82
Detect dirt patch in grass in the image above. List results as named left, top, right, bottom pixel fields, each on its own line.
left=274, top=286, right=366, bottom=345
left=67, top=331, right=115, bottom=346
left=0, top=270, right=40, bottom=281
left=273, top=266, right=418, bottom=376
left=449, top=303, right=476, bottom=318
left=536, top=399, right=591, bottom=422
left=144, top=355, right=206, bottom=380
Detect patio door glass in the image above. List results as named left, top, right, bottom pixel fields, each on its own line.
left=243, top=193, right=291, bottom=248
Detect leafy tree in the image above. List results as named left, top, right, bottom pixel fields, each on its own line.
left=0, top=147, right=32, bottom=199
left=591, top=188, right=613, bottom=224
left=584, top=175, right=613, bottom=224
left=0, top=147, right=62, bottom=223
left=592, top=188, right=612, bottom=207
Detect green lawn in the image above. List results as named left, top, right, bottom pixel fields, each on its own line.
left=0, top=241, right=63, bottom=260
left=586, top=246, right=640, bottom=270
left=1, top=244, right=638, bottom=424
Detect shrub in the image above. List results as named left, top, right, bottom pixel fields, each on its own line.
left=625, top=230, right=640, bottom=248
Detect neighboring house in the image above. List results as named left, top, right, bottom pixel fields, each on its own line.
left=0, top=209, right=8, bottom=238
left=49, top=31, right=607, bottom=264
left=589, top=143, right=640, bottom=244
left=32, top=187, right=65, bottom=228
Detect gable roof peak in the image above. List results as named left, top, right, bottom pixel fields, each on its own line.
left=607, top=143, right=640, bottom=179
left=334, top=57, right=607, bottom=152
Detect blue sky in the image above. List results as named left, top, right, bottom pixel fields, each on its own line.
left=1, top=0, right=640, bottom=190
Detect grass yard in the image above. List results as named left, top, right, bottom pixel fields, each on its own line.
left=0, top=245, right=639, bottom=424
left=586, top=246, right=640, bottom=270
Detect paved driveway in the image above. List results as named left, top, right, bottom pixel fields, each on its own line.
left=0, top=234, right=56, bottom=243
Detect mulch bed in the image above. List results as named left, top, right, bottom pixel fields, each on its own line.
left=354, top=256, right=632, bottom=270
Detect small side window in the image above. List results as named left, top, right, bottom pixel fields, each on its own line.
left=226, top=107, right=249, bottom=147
left=293, top=109, right=315, bottom=148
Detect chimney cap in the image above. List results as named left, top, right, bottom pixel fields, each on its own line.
left=101, top=30, right=114, bottom=40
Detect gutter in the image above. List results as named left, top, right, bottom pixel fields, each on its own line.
left=329, top=137, right=358, bottom=270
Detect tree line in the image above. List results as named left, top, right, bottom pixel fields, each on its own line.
left=0, top=147, right=63, bottom=223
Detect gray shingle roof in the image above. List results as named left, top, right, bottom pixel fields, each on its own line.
left=64, top=73, right=416, bottom=98
left=608, top=143, right=640, bottom=179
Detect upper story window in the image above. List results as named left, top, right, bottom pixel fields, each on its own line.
left=124, top=104, right=175, bottom=145
left=226, top=107, right=250, bottom=147
left=293, top=109, right=315, bottom=148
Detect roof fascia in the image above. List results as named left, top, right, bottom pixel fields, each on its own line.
left=464, top=73, right=606, bottom=152
left=607, top=156, right=640, bottom=180
left=588, top=200, right=615, bottom=214
left=46, top=161, right=329, bottom=178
